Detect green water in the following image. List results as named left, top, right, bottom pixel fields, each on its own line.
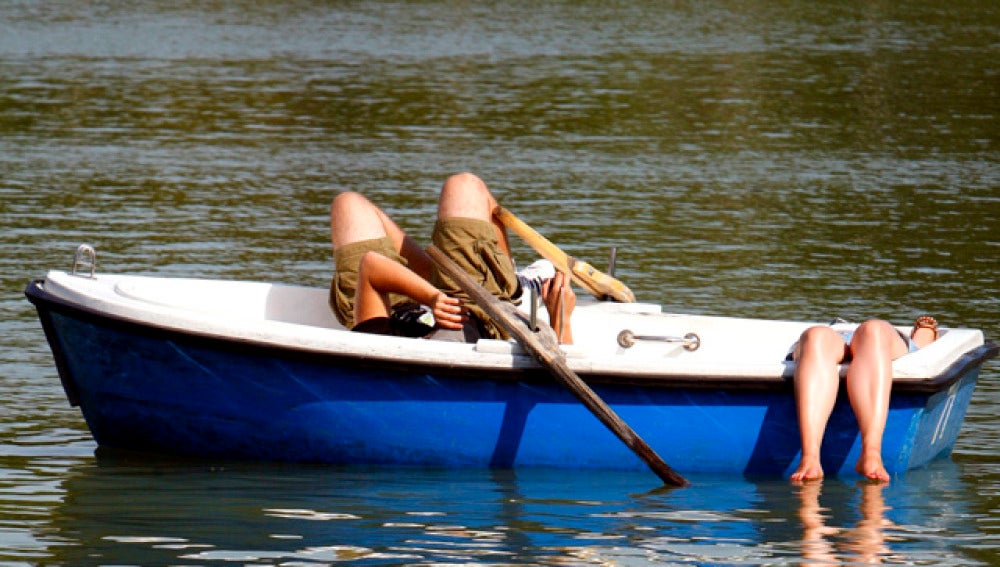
left=2, top=1, right=998, bottom=564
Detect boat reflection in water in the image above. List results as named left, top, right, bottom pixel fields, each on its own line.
left=41, top=451, right=976, bottom=565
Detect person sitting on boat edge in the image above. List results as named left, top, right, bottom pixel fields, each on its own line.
left=328, top=172, right=575, bottom=344
left=789, top=316, right=939, bottom=483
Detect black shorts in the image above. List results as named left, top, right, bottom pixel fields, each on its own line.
left=352, top=307, right=484, bottom=343
left=352, top=316, right=411, bottom=337
left=351, top=303, right=435, bottom=338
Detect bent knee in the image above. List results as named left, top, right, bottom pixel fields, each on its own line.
left=443, top=171, right=486, bottom=190
left=330, top=191, right=370, bottom=215
left=851, top=319, right=907, bottom=355
left=438, top=172, right=494, bottom=219
left=799, top=325, right=840, bottom=344
left=330, top=192, right=388, bottom=248
left=853, top=319, right=898, bottom=342
left=794, top=325, right=845, bottom=360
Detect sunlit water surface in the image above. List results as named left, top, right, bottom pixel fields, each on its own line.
left=2, top=1, right=998, bottom=565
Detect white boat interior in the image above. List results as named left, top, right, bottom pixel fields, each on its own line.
left=39, top=269, right=985, bottom=383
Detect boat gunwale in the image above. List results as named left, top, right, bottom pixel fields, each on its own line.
left=26, top=278, right=998, bottom=395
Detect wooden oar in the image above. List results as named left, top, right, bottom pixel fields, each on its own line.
left=493, top=206, right=636, bottom=303
left=427, top=246, right=688, bottom=487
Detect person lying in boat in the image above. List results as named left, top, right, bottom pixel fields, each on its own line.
left=789, top=316, right=939, bottom=483
left=328, top=172, right=575, bottom=344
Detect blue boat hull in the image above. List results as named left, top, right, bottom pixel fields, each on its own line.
left=29, top=282, right=997, bottom=477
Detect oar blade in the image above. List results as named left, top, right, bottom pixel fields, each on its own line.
left=570, top=260, right=636, bottom=303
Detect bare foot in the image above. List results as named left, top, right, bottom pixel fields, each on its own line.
left=791, top=455, right=824, bottom=482
left=856, top=449, right=890, bottom=483
left=910, top=316, right=938, bottom=349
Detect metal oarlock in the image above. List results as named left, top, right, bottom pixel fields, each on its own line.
left=617, top=329, right=701, bottom=351
left=72, top=244, right=96, bottom=278
left=529, top=286, right=539, bottom=331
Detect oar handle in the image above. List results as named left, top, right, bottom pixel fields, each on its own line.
left=493, top=206, right=636, bottom=303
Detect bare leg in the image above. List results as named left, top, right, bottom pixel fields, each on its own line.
left=791, top=326, right=848, bottom=482
left=845, top=320, right=908, bottom=483
left=330, top=191, right=433, bottom=279
left=437, top=172, right=512, bottom=256
left=910, top=320, right=937, bottom=349
left=542, top=271, right=575, bottom=344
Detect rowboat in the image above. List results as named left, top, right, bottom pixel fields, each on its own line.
left=25, top=246, right=997, bottom=478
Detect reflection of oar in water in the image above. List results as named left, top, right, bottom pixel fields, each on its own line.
left=493, top=206, right=636, bottom=303
left=427, top=245, right=688, bottom=488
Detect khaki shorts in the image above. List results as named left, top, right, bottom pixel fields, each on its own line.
left=430, top=217, right=519, bottom=340
left=329, top=237, right=412, bottom=330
